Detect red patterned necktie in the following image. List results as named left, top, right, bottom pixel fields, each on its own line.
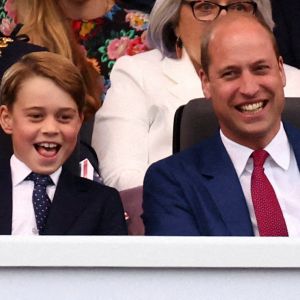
left=251, top=149, right=288, bottom=236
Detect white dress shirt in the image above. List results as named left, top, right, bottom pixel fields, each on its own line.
left=10, top=155, right=61, bottom=235
left=221, top=123, right=300, bottom=236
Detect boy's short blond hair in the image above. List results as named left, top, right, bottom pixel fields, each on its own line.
left=0, top=51, right=86, bottom=112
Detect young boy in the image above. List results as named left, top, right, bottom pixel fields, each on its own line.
left=0, top=51, right=127, bottom=235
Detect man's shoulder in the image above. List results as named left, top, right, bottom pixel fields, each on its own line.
left=147, top=136, right=218, bottom=175
left=284, top=121, right=300, bottom=145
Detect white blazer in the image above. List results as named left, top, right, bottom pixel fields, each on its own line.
left=92, top=49, right=203, bottom=190
left=92, top=48, right=300, bottom=191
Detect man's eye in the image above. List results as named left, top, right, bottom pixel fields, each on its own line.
left=255, top=65, right=270, bottom=74
left=221, top=70, right=237, bottom=79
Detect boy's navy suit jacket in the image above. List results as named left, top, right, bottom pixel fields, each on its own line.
left=0, top=161, right=127, bottom=235
left=143, top=122, right=300, bottom=236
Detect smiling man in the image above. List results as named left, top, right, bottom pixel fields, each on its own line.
left=142, top=14, right=300, bottom=237
left=200, top=13, right=286, bottom=150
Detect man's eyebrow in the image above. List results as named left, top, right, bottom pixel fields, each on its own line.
left=252, top=59, right=269, bottom=65
left=217, top=65, right=239, bottom=74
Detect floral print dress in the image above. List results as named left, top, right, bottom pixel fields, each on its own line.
left=1, top=0, right=149, bottom=94
left=71, top=2, right=149, bottom=93
left=0, top=0, right=16, bottom=36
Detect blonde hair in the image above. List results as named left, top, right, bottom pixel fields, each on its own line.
left=15, top=0, right=101, bottom=120
left=16, top=0, right=73, bottom=59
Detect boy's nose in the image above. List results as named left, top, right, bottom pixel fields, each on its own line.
left=41, top=118, right=59, bottom=134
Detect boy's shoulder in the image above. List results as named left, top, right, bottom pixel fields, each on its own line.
left=58, top=168, right=119, bottom=198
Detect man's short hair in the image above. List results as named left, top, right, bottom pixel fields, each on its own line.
left=201, top=14, right=281, bottom=77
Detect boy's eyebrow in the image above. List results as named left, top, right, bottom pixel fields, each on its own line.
left=56, top=107, right=78, bottom=113
left=22, top=107, right=78, bottom=112
left=22, top=107, right=44, bottom=111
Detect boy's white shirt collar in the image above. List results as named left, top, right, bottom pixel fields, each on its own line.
left=10, top=154, right=61, bottom=187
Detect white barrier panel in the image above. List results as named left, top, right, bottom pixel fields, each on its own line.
left=0, top=236, right=300, bottom=299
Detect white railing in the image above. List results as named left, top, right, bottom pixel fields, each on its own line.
left=0, top=236, right=300, bottom=299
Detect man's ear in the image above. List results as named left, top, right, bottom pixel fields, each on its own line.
left=0, top=105, right=13, bottom=134
left=278, top=56, right=286, bottom=88
left=198, top=68, right=212, bottom=100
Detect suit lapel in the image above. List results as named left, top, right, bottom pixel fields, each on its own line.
left=285, top=122, right=300, bottom=169
left=43, top=169, right=89, bottom=235
left=198, top=134, right=254, bottom=236
left=0, top=159, right=12, bottom=234
left=162, top=50, right=203, bottom=101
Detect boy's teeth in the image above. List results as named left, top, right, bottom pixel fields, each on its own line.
left=39, top=143, right=57, bottom=148
left=240, top=101, right=263, bottom=112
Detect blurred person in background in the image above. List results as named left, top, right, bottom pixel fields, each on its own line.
left=122, top=0, right=155, bottom=13
left=58, top=0, right=150, bottom=93
left=1, top=0, right=101, bottom=120
left=271, top=0, right=300, bottom=69
left=92, top=0, right=300, bottom=191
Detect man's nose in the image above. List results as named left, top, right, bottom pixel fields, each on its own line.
left=239, top=72, right=259, bottom=97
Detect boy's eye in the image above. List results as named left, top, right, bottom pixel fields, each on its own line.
left=57, top=114, right=74, bottom=123
left=28, top=113, right=43, bottom=121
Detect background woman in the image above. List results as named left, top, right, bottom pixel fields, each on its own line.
left=92, top=0, right=300, bottom=191
left=58, top=0, right=149, bottom=93
left=1, top=0, right=101, bottom=120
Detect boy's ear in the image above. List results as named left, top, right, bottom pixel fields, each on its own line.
left=79, top=112, right=84, bottom=123
left=0, top=105, right=13, bottom=134
left=78, top=112, right=84, bottom=128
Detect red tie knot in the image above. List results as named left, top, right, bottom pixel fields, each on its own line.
left=252, top=149, right=269, bottom=167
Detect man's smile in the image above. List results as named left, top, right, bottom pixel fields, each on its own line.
left=236, top=100, right=267, bottom=113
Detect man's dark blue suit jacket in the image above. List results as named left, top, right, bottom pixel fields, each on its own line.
left=143, top=123, right=300, bottom=236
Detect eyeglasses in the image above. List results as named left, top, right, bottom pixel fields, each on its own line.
left=183, top=1, right=257, bottom=22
